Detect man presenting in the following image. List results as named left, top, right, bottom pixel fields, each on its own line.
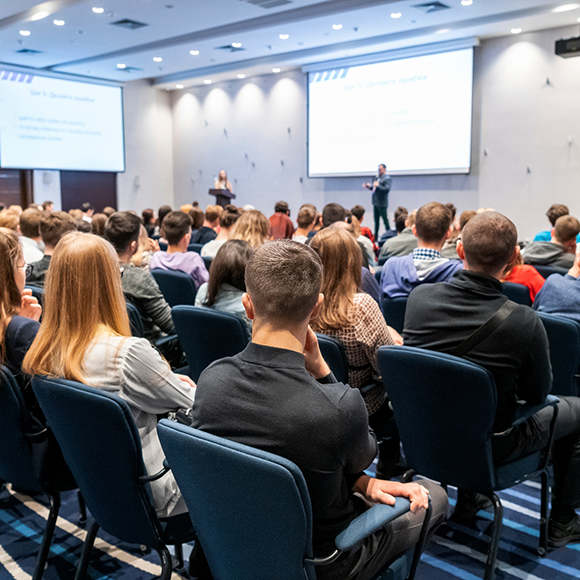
left=363, top=163, right=391, bottom=239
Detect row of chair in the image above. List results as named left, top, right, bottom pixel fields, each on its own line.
left=157, top=241, right=205, bottom=254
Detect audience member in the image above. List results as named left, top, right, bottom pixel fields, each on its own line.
left=91, top=213, right=107, bottom=237
left=131, top=225, right=158, bottom=270
left=19, top=208, right=44, bottom=263
left=9, top=205, right=23, bottom=216
left=322, top=202, right=346, bottom=228
left=346, top=214, right=376, bottom=267
left=351, top=205, right=377, bottom=248
left=180, top=204, right=194, bottom=214
left=0, top=209, right=20, bottom=232
left=102, top=206, right=116, bottom=217
left=195, top=240, right=254, bottom=338
left=142, top=208, right=156, bottom=237
left=42, top=201, right=54, bottom=214
left=201, top=205, right=241, bottom=258
left=380, top=202, right=461, bottom=298
left=154, top=204, right=172, bottom=237
left=81, top=202, right=94, bottom=223
left=149, top=211, right=209, bottom=289
left=293, top=206, right=317, bottom=243
left=75, top=219, right=91, bottom=233
left=27, top=212, right=77, bottom=287
left=191, top=240, right=447, bottom=579
left=441, top=209, right=476, bottom=260
left=377, top=210, right=417, bottom=265
left=269, top=201, right=295, bottom=240
left=189, top=207, right=205, bottom=232
left=231, top=209, right=269, bottom=248
left=533, top=204, right=580, bottom=242
left=190, top=205, right=221, bottom=245
left=68, top=208, right=83, bottom=220
left=23, top=232, right=195, bottom=518
left=501, top=254, right=545, bottom=302
left=522, top=215, right=580, bottom=270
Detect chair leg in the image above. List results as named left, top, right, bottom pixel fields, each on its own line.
left=77, top=492, right=87, bottom=527
left=32, top=491, right=60, bottom=580
left=483, top=493, right=503, bottom=580
left=174, top=543, right=184, bottom=569
left=157, top=546, right=173, bottom=580
left=538, top=471, right=549, bottom=556
left=74, top=521, right=99, bottom=580
left=407, top=499, right=433, bottom=580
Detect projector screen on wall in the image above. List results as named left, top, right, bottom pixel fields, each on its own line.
left=307, top=48, right=474, bottom=177
left=0, top=71, right=124, bottom=172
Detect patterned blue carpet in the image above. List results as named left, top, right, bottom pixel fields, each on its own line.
left=1, top=476, right=579, bottom=579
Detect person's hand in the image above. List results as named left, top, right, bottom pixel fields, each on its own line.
left=148, top=239, right=160, bottom=253
left=354, top=475, right=429, bottom=512
left=20, top=289, right=42, bottom=322
left=303, top=326, right=331, bottom=379
left=362, top=182, right=371, bottom=190
left=568, top=252, right=580, bottom=279
left=387, top=326, right=404, bottom=346
left=176, top=374, right=196, bottom=389
left=373, top=180, right=379, bottom=188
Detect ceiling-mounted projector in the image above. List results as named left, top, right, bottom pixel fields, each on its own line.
left=556, top=36, right=580, bottom=58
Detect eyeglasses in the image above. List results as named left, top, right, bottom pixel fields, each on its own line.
left=17, top=264, right=32, bottom=277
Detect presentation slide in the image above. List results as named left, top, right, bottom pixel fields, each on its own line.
left=308, top=48, right=473, bottom=177
left=0, top=71, right=124, bottom=172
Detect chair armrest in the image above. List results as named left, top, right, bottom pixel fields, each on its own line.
left=154, top=334, right=178, bottom=349
left=334, top=497, right=411, bottom=552
left=511, top=395, right=559, bottom=428
left=139, top=462, right=171, bottom=483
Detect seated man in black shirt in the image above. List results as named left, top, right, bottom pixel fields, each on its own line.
left=192, top=240, right=448, bottom=580
left=404, top=211, right=580, bottom=547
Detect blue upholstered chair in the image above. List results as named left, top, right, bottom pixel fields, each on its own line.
left=158, top=241, right=168, bottom=251
left=31, top=377, right=195, bottom=580
left=126, top=301, right=145, bottom=337
left=377, top=345, right=559, bottom=580
left=187, top=243, right=204, bottom=254
left=534, top=265, right=567, bottom=279
left=172, top=305, right=249, bottom=381
left=316, top=334, right=349, bottom=384
left=501, top=281, right=532, bottom=306
left=538, top=312, right=580, bottom=397
left=380, top=295, right=407, bottom=334
left=151, top=268, right=197, bottom=307
left=202, top=256, right=212, bottom=271
left=157, top=420, right=432, bottom=580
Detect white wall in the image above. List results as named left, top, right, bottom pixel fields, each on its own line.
left=164, top=24, right=580, bottom=239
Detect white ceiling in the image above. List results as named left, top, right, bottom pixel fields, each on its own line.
left=1, top=0, right=579, bottom=90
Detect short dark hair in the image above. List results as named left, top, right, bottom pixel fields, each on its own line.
left=462, top=211, right=517, bottom=274
left=395, top=212, right=408, bottom=233
left=142, top=208, right=155, bottom=225
left=351, top=205, right=365, bottom=221
left=42, top=201, right=53, bottom=211
left=554, top=215, right=580, bottom=244
left=104, top=211, right=141, bottom=253
left=220, top=205, right=241, bottom=229
left=379, top=164, right=386, bottom=170
left=459, top=210, right=477, bottom=231
left=189, top=208, right=205, bottom=229
left=157, top=205, right=172, bottom=229
left=297, top=206, right=316, bottom=229
left=162, top=211, right=193, bottom=245
left=415, top=202, right=452, bottom=243
left=245, top=240, right=322, bottom=325
left=322, top=203, right=346, bottom=228
left=81, top=202, right=93, bottom=213
left=19, top=208, right=43, bottom=238
left=394, top=206, right=408, bottom=220
left=445, top=203, right=457, bottom=221
left=40, top=211, right=76, bottom=247
left=547, top=204, right=569, bottom=227
left=91, top=213, right=107, bottom=237
left=102, top=206, right=116, bottom=217
left=275, top=201, right=289, bottom=214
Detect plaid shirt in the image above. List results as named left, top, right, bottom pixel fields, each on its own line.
left=412, top=248, right=442, bottom=261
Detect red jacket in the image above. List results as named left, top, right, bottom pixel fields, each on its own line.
left=269, top=212, right=295, bottom=240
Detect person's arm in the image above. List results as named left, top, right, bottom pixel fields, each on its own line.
left=353, top=475, right=430, bottom=512
left=303, top=326, right=331, bottom=379
left=190, top=254, right=210, bottom=288
left=133, top=270, right=176, bottom=334
left=10, top=317, right=40, bottom=370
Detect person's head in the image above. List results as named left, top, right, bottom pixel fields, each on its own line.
left=162, top=211, right=193, bottom=247
left=413, top=202, right=453, bottom=245
left=218, top=169, right=227, bottom=182
left=23, top=233, right=131, bottom=382
left=244, top=240, right=322, bottom=328
left=104, top=211, right=141, bottom=257
left=0, top=210, right=19, bottom=232
left=394, top=206, right=408, bottom=221
left=405, top=210, right=417, bottom=228
left=231, top=210, right=269, bottom=247
left=42, top=201, right=54, bottom=213
left=274, top=201, right=289, bottom=215
left=445, top=203, right=457, bottom=221
left=344, top=214, right=361, bottom=238
left=91, top=213, right=107, bottom=237
left=204, top=205, right=222, bottom=228
left=81, top=202, right=94, bottom=217
left=40, top=211, right=77, bottom=250
left=189, top=207, right=205, bottom=230
left=75, top=219, right=91, bottom=233
left=459, top=210, right=477, bottom=231
left=547, top=204, right=569, bottom=227
left=351, top=205, right=365, bottom=222
left=102, top=206, right=116, bottom=218
left=395, top=212, right=408, bottom=233
left=180, top=204, right=194, bottom=214
left=297, top=206, right=317, bottom=230
left=157, top=205, right=172, bottom=231
left=19, top=208, right=43, bottom=239
left=310, top=228, right=362, bottom=332
left=378, top=163, right=386, bottom=175
left=8, top=205, right=22, bottom=216
left=459, top=211, right=518, bottom=278
left=322, top=203, right=346, bottom=228
left=300, top=203, right=317, bottom=213
left=131, top=225, right=152, bottom=268
left=68, top=208, right=83, bottom=220
left=553, top=215, right=580, bottom=249
left=219, top=205, right=241, bottom=231
left=204, top=240, right=254, bottom=307
left=142, top=208, right=155, bottom=226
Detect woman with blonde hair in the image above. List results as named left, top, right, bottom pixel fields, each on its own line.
left=131, top=224, right=158, bottom=269
left=310, top=227, right=403, bottom=479
left=214, top=169, right=232, bottom=192
left=231, top=209, right=269, bottom=248
left=24, top=232, right=195, bottom=517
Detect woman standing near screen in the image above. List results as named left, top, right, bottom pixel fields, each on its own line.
left=214, top=170, right=232, bottom=192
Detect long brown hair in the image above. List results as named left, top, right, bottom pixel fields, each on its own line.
left=0, top=228, right=24, bottom=363
left=23, top=232, right=131, bottom=382
left=231, top=210, right=269, bottom=248
left=310, top=228, right=362, bottom=331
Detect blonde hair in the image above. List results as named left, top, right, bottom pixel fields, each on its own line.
left=131, top=225, right=151, bottom=268
left=310, top=228, right=362, bottom=332
left=0, top=228, right=24, bottom=364
left=0, top=210, right=20, bottom=231
left=231, top=210, right=269, bottom=248
left=23, top=233, right=131, bottom=382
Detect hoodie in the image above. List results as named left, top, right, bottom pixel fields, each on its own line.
left=522, top=241, right=575, bottom=270
left=380, top=253, right=463, bottom=298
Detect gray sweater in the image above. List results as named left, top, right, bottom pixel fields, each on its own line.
left=522, top=241, right=575, bottom=270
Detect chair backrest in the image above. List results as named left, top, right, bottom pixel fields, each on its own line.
left=377, top=345, right=497, bottom=491
left=538, top=312, right=580, bottom=396
left=501, top=281, right=532, bottom=306
left=380, top=295, right=407, bottom=334
left=126, top=301, right=145, bottom=338
left=534, top=265, right=567, bottom=279
left=202, top=256, right=212, bottom=272
left=172, top=305, right=250, bottom=381
left=0, top=366, right=46, bottom=493
left=188, top=243, right=204, bottom=254
left=158, top=241, right=168, bottom=251
left=157, top=420, right=315, bottom=580
left=374, top=267, right=382, bottom=283
left=150, top=268, right=197, bottom=307
left=316, top=334, right=349, bottom=384
left=31, top=376, right=163, bottom=549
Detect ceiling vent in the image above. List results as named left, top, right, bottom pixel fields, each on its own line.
left=215, top=45, right=246, bottom=52
left=242, top=0, right=292, bottom=8
left=412, top=2, right=450, bottom=13
left=16, top=48, right=43, bottom=54
left=110, top=18, right=148, bottom=30
left=117, top=66, right=143, bottom=72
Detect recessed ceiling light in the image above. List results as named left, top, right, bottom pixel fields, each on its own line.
left=204, top=79, right=212, bottom=84
left=332, top=24, right=343, bottom=30
left=279, top=34, right=289, bottom=39
left=19, top=30, right=31, bottom=36
left=92, top=7, right=104, bottom=13
left=190, top=50, right=199, bottom=56
left=552, top=3, right=580, bottom=12
left=391, top=12, right=402, bottom=19
left=511, top=27, right=522, bottom=34
left=272, top=67, right=281, bottom=73
left=175, top=84, right=184, bottom=89
left=436, top=28, right=450, bottom=34
left=153, top=57, right=162, bottom=62
left=237, top=73, right=246, bottom=79
left=117, top=63, right=126, bottom=69
left=232, top=42, right=242, bottom=48
left=461, top=0, right=473, bottom=5
left=31, top=11, right=50, bottom=21
left=53, top=19, right=65, bottom=26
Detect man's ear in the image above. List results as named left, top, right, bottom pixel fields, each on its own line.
left=504, top=245, right=520, bottom=273
left=551, top=227, right=556, bottom=240
left=242, top=293, right=255, bottom=320
left=129, top=239, right=138, bottom=256
left=309, top=294, right=324, bottom=321
left=457, top=240, right=466, bottom=261
left=411, top=224, right=418, bottom=239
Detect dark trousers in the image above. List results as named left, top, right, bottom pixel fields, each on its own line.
left=493, top=395, right=580, bottom=520
left=374, top=205, right=390, bottom=239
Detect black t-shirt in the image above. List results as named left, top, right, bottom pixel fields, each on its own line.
left=190, top=226, right=217, bottom=245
